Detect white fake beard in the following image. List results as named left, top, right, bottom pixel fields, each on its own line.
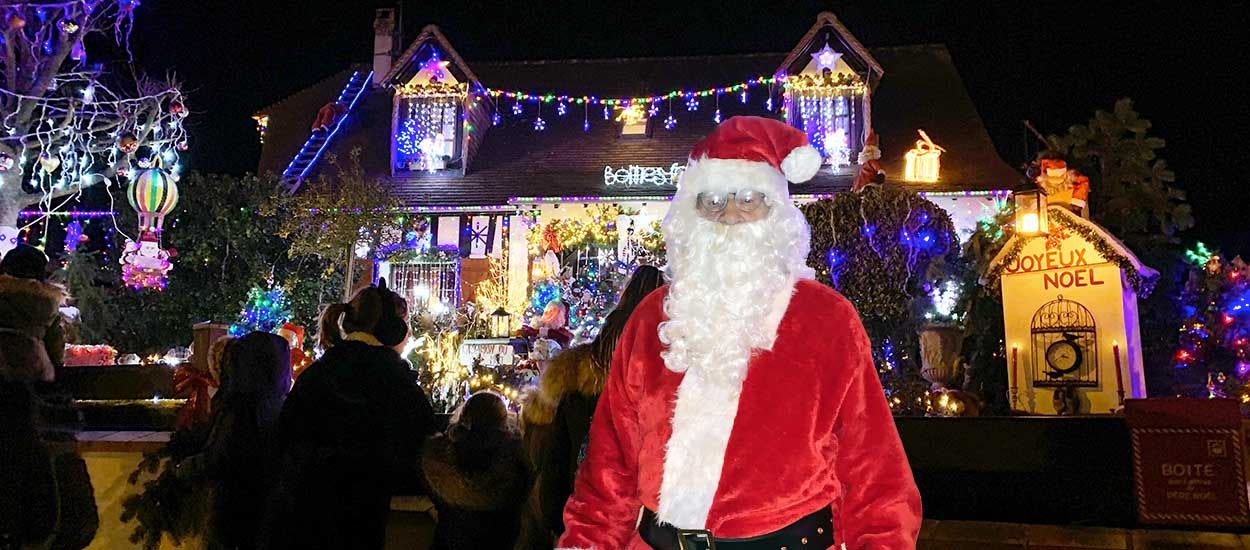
left=660, top=218, right=792, bottom=380
left=654, top=202, right=813, bottom=528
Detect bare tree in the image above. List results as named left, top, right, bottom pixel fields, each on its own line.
left=0, top=0, right=186, bottom=244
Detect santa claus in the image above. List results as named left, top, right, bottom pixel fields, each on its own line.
left=852, top=129, right=885, bottom=192
left=1035, top=158, right=1090, bottom=217
left=557, top=116, right=921, bottom=550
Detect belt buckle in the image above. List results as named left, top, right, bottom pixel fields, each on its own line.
left=676, top=528, right=716, bottom=550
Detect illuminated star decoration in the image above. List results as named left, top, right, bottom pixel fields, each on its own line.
left=812, top=42, right=843, bottom=71
left=419, top=56, right=450, bottom=81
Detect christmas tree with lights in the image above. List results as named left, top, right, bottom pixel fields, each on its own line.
left=229, top=282, right=292, bottom=336
left=1173, top=242, right=1250, bottom=402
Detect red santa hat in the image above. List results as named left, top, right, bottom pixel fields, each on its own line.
left=681, top=116, right=821, bottom=201
left=1040, top=158, right=1068, bottom=174
left=275, top=322, right=305, bottom=346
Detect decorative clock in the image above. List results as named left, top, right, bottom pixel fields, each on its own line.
left=1045, top=334, right=1083, bottom=375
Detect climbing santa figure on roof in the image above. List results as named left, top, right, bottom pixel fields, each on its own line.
left=557, top=116, right=921, bottom=550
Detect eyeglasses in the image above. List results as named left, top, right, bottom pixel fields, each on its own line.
left=695, top=190, right=770, bottom=216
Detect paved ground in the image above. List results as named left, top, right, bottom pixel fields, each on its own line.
left=920, top=520, right=1250, bottom=550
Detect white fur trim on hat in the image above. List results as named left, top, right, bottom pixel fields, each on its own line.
left=780, top=144, right=821, bottom=183
left=679, top=157, right=790, bottom=201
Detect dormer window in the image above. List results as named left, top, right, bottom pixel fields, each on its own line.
left=393, top=54, right=467, bottom=173
left=785, top=52, right=866, bottom=170
left=779, top=19, right=883, bottom=173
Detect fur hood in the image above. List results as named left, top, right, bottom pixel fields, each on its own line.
left=421, top=433, right=529, bottom=511
left=0, top=274, right=66, bottom=337
left=520, top=345, right=604, bottom=427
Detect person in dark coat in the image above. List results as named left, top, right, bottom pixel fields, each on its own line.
left=264, top=282, right=437, bottom=550
left=423, top=391, right=532, bottom=550
left=0, top=244, right=66, bottom=383
left=0, top=359, right=97, bottom=549
left=516, top=265, right=664, bottom=545
left=177, top=331, right=291, bottom=550
left=0, top=368, right=56, bottom=547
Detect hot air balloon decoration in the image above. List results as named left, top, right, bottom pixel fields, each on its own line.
left=127, top=168, right=179, bottom=232
left=121, top=168, right=179, bottom=290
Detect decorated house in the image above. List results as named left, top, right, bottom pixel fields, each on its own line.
left=255, top=10, right=1021, bottom=338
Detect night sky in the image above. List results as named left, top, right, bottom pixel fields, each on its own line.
left=126, top=1, right=1247, bottom=252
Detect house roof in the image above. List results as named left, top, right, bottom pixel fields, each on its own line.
left=258, top=45, right=1022, bottom=208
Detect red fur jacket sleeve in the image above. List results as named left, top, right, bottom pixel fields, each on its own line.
left=555, top=316, right=643, bottom=549
left=833, top=315, right=923, bottom=549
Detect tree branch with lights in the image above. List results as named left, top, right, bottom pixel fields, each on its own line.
left=0, top=1, right=188, bottom=238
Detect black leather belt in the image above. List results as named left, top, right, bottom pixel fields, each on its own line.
left=638, top=506, right=835, bottom=550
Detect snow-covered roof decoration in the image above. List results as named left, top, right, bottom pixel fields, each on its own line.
left=984, top=205, right=1159, bottom=297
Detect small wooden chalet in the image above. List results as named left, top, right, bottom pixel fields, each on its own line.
left=255, top=10, right=1021, bottom=322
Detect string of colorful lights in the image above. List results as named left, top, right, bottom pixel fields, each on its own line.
left=482, top=75, right=787, bottom=108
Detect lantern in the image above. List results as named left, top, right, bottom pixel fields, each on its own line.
left=1014, top=187, right=1048, bottom=236
left=127, top=168, right=179, bottom=231
left=491, top=306, right=513, bottom=338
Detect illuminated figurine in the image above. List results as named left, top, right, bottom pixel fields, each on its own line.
left=276, top=322, right=312, bottom=379
left=1034, top=158, right=1090, bottom=217
left=853, top=129, right=885, bottom=192
left=120, top=230, right=174, bottom=289
left=311, top=100, right=347, bottom=132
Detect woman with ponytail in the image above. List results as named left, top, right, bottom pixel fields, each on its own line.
left=265, top=281, right=436, bottom=550
left=422, top=391, right=531, bottom=550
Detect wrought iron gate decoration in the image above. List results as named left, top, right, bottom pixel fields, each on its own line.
left=390, top=259, right=461, bottom=312
left=1030, top=295, right=1099, bottom=387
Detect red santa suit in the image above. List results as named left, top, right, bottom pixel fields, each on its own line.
left=557, top=117, right=921, bottom=550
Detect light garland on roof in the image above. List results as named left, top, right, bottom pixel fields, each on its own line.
left=484, top=74, right=784, bottom=107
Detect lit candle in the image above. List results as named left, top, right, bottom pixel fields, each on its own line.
left=1113, top=340, right=1126, bottom=405
left=1010, top=344, right=1020, bottom=408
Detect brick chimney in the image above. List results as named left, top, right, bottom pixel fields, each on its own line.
left=372, top=8, right=397, bottom=85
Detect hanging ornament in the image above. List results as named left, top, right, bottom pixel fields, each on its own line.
left=169, top=101, right=187, bottom=118
left=685, top=96, right=699, bottom=111
left=556, top=102, right=567, bottom=116
left=583, top=104, right=590, bottom=132
left=58, top=19, right=79, bottom=34
left=113, top=159, right=131, bottom=180
left=532, top=103, right=545, bottom=131
left=713, top=109, right=722, bottom=124
left=648, top=102, right=659, bottom=117
left=663, top=100, right=676, bottom=130
left=0, top=151, right=13, bottom=171
left=117, top=132, right=139, bottom=154
left=491, top=112, right=501, bottom=126
left=7, top=13, right=25, bottom=31
left=602, top=105, right=610, bottom=120
left=766, top=96, right=774, bottom=111
left=39, top=152, right=60, bottom=173
left=134, top=146, right=157, bottom=169
left=176, top=140, right=189, bottom=151
left=740, top=90, right=748, bottom=104
left=511, top=100, right=522, bottom=116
